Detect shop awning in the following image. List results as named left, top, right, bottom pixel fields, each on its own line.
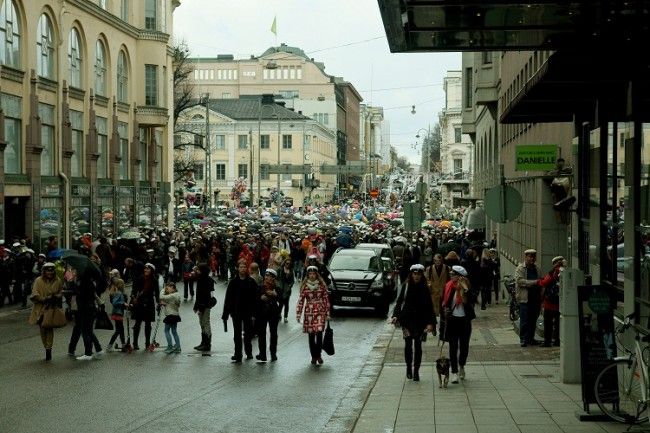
left=500, top=49, right=650, bottom=124
left=377, top=0, right=650, bottom=52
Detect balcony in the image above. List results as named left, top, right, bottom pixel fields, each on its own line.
left=438, top=171, right=471, bottom=185
left=137, top=106, right=169, bottom=126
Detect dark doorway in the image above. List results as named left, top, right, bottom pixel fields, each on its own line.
left=4, top=197, right=26, bottom=242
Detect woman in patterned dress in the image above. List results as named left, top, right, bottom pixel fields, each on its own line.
left=296, top=265, right=331, bottom=365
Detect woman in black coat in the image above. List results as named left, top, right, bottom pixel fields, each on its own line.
left=130, top=263, right=159, bottom=350
left=391, top=264, right=436, bottom=381
left=193, top=263, right=215, bottom=351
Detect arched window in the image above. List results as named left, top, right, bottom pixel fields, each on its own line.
left=68, top=28, right=82, bottom=88
left=0, top=0, right=20, bottom=68
left=117, top=50, right=128, bottom=102
left=95, top=40, right=106, bottom=96
left=36, top=14, right=55, bottom=79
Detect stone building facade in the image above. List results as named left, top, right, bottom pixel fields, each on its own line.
left=0, top=0, right=178, bottom=250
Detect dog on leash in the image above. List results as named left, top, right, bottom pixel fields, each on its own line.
left=435, top=356, right=451, bottom=388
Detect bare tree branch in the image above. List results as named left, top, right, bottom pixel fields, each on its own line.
left=172, top=39, right=194, bottom=127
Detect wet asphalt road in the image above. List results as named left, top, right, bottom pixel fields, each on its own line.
left=0, top=279, right=387, bottom=433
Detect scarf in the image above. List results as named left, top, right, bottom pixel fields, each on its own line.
left=306, top=280, right=320, bottom=291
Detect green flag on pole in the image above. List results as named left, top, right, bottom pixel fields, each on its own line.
left=271, top=16, right=277, bottom=35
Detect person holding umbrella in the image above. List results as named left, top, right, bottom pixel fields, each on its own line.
left=28, top=263, right=63, bottom=361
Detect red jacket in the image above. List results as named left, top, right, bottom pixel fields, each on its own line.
left=537, top=267, right=561, bottom=312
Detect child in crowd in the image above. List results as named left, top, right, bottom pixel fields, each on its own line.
left=107, top=269, right=126, bottom=351
left=159, top=282, right=182, bottom=354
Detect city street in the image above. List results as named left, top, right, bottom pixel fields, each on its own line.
left=0, top=279, right=387, bottom=433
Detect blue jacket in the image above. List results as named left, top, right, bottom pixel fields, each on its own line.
left=110, top=292, right=126, bottom=316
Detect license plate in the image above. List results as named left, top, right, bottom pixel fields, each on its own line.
left=342, top=296, right=361, bottom=302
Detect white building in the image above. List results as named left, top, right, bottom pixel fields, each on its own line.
left=438, top=71, right=474, bottom=207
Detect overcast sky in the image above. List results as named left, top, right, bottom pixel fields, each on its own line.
left=174, top=0, right=461, bottom=164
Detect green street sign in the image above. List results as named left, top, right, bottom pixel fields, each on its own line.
left=484, top=185, right=523, bottom=223
left=515, top=145, right=557, bottom=171
left=404, top=202, right=424, bottom=232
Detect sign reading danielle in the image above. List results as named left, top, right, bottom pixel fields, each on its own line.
left=515, top=145, right=558, bottom=171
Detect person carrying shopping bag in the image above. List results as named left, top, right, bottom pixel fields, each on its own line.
left=296, top=266, right=330, bottom=365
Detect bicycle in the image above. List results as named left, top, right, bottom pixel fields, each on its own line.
left=594, top=313, right=650, bottom=424
left=502, top=275, right=519, bottom=322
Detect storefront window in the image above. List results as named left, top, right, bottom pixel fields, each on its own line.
left=40, top=198, right=62, bottom=252
left=138, top=186, right=152, bottom=227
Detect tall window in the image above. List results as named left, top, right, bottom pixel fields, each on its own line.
left=155, top=129, right=162, bottom=181
left=68, top=29, right=82, bottom=88
left=95, top=40, right=107, bottom=96
left=138, top=128, right=147, bottom=181
left=117, top=51, right=128, bottom=102
left=214, top=134, right=225, bottom=150
left=482, top=51, right=493, bottom=64
left=145, top=64, right=158, bottom=106
left=464, top=67, right=473, bottom=108
left=260, top=164, right=269, bottom=180
left=99, top=0, right=107, bottom=9
left=96, top=117, right=108, bottom=178
left=70, top=110, right=84, bottom=177
left=454, top=127, right=462, bottom=143
left=238, top=163, right=247, bottom=179
left=2, top=93, right=21, bottom=174
left=39, top=103, right=55, bottom=176
left=453, top=158, right=463, bottom=174
left=0, top=0, right=20, bottom=68
left=145, top=0, right=157, bottom=30
left=260, top=134, right=270, bottom=149
left=120, top=0, right=129, bottom=21
left=282, top=134, right=292, bottom=150
left=36, top=14, right=55, bottom=79
left=215, top=163, right=225, bottom=180
left=118, top=122, right=128, bottom=179
left=194, top=163, right=204, bottom=181
left=238, top=134, right=247, bottom=149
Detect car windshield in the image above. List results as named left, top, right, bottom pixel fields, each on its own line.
left=330, top=255, right=381, bottom=272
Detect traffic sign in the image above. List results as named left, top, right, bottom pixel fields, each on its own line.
left=484, top=184, right=523, bottom=223
left=404, top=202, right=424, bottom=232
left=260, top=164, right=312, bottom=175
left=320, top=164, right=366, bottom=175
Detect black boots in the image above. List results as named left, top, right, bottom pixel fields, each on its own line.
left=194, top=334, right=211, bottom=351
left=45, top=348, right=52, bottom=361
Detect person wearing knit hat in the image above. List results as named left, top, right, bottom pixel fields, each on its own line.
left=255, top=266, right=281, bottom=362
left=442, top=263, right=476, bottom=384
left=515, top=249, right=542, bottom=347
left=296, top=264, right=330, bottom=365
left=390, top=262, right=436, bottom=381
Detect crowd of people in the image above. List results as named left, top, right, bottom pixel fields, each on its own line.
left=0, top=202, right=564, bottom=375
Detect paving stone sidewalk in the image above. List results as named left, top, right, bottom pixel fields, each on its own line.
left=351, top=304, right=642, bottom=433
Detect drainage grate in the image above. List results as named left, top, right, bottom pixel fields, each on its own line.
left=520, top=374, right=553, bottom=378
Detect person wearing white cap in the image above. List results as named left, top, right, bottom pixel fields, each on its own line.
left=28, top=262, right=63, bottom=361
left=390, top=264, right=436, bottom=381
left=255, top=268, right=281, bottom=362
left=536, top=256, right=566, bottom=347
left=441, top=265, right=475, bottom=384
left=515, top=249, right=542, bottom=347
left=296, top=265, right=331, bottom=365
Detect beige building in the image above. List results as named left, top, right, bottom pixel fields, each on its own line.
left=439, top=71, right=473, bottom=208
left=175, top=97, right=337, bottom=207
left=0, top=0, right=179, bottom=250
left=461, top=51, right=574, bottom=273
left=187, top=44, right=363, bottom=195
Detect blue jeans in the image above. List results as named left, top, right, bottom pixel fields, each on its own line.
left=164, top=323, right=180, bottom=347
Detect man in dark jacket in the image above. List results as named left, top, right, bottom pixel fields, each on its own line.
left=163, top=247, right=181, bottom=284
left=222, top=260, right=258, bottom=362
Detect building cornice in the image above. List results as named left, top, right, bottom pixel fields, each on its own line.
left=70, top=0, right=171, bottom=44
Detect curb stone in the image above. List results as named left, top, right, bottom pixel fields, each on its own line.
left=320, top=324, right=396, bottom=433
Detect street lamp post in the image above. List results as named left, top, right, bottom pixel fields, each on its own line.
left=201, top=93, right=211, bottom=212
left=416, top=126, right=430, bottom=180
left=276, top=112, right=282, bottom=212
left=248, top=128, right=253, bottom=206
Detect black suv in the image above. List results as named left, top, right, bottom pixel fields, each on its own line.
left=327, top=248, right=396, bottom=316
